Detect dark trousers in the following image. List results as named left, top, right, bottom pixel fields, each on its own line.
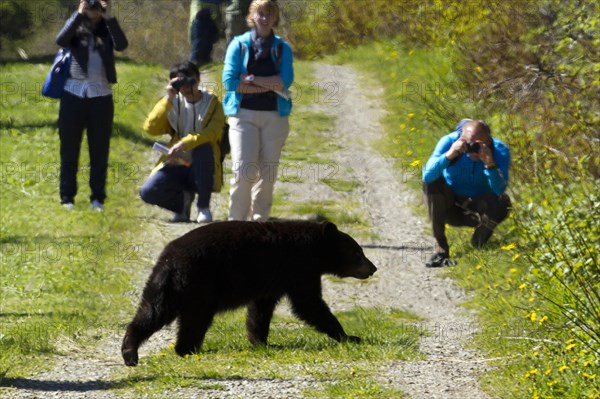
left=58, top=91, right=114, bottom=204
left=423, top=178, right=511, bottom=255
left=139, top=143, right=215, bottom=213
left=190, top=8, right=218, bottom=66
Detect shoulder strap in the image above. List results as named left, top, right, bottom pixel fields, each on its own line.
left=271, top=42, right=283, bottom=66
left=239, top=41, right=246, bottom=61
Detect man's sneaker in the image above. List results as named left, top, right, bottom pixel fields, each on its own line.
left=62, top=202, right=75, bottom=211
left=170, top=191, right=193, bottom=223
left=425, top=252, right=455, bottom=267
left=196, top=208, right=213, bottom=223
left=471, top=225, right=494, bottom=248
left=91, top=200, right=104, bottom=212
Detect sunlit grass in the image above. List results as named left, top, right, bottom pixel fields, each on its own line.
left=0, top=60, right=164, bottom=378
left=116, top=307, right=422, bottom=398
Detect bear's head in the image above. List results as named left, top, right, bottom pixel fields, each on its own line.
left=321, top=222, right=377, bottom=279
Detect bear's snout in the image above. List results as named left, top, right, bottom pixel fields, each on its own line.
left=351, top=257, right=377, bottom=279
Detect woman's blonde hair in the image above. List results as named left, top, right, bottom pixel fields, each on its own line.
left=246, top=0, right=280, bottom=28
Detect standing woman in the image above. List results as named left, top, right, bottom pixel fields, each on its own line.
left=222, top=0, right=293, bottom=221
left=56, top=0, right=128, bottom=211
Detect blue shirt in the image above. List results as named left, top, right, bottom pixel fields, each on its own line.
left=222, top=31, right=294, bottom=116
left=422, top=131, right=510, bottom=197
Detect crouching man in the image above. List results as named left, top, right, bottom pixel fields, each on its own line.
left=422, top=119, right=511, bottom=267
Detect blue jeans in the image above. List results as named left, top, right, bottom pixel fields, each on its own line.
left=139, top=144, right=214, bottom=213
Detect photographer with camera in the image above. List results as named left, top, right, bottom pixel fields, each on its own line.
left=55, top=0, right=128, bottom=211
left=139, top=61, right=225, bottom=223
left=422, top=119, right=511, bottom=267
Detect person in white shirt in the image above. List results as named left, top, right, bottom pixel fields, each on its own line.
left=56, top=0, right=128, bottom=211
left=139, top=62, right=225, bottom=223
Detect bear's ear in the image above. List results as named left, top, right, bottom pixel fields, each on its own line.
left=321, top=222, right=338, bottom=238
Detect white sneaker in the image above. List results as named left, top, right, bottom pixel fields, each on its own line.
left=63, top=202, right=75, bottom=211
left=91, top=200, right=104, bottom=212
left=196, top=208, right=213, bottom=223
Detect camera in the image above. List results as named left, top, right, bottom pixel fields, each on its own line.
left=171, top=77, right=197, bottom=90
left=466, top=142, right=481, bottom=153
left=87, top=0, right=103, bottom=9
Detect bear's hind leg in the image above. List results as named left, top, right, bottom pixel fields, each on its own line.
left=174, top=307, right=215, bottom=357
left=246, top=298, right=278, bottom=345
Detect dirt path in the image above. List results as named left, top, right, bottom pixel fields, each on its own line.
left=3, top=63, right=490, bottom=399
left=311, top=63, right=490, bottom=399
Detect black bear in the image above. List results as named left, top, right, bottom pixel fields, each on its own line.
left=121, top=221, right=377, bottom=366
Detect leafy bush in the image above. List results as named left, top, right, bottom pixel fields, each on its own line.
left=516, top=177, right=600, bottom=351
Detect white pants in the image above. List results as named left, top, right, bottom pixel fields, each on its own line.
left=228, top=109, right=289, bottom=221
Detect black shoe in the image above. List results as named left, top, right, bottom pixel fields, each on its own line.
left=471, top=226, right=494, bottom=248
left=170, top=191, right=194, bottom=223
left=426, top=252, right=454, bottom=267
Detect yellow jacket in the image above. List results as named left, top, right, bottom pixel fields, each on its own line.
left=143, top=93, right=225, bottom=192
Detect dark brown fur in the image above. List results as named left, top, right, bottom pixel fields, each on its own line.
left=121, top=221, right=376, bottom=366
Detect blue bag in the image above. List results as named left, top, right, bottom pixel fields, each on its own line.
left=41, top=48, right=71, bottom=99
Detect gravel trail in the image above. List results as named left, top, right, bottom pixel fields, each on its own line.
left=2, top=63, right=490, bottom=399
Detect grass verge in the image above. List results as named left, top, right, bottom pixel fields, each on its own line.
left=0, top=60, right=164, bottom=379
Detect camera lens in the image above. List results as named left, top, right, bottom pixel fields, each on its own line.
left=88, top=0, right=100, bottom=8
left=172, top=77, right=196, bottom=91
left=467, top=142, right=480, bottom=153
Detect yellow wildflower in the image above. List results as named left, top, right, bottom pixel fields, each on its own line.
left=583, top=372, right=597, bottom=379
left=475, top=264, right=482, bottom=270
left=510, top=268, right=518, bottom=273
left=501, top=243, right=516, bottom=250
left=525, top=368, right=538, bottom=379
left=519, top=283, right=527, bottom=290
left=410, top=160, right=421, bottom=167
left=539, top=315, right=548, bottom=325
left=566, top=343, right=577, bottom=351
left=400, top=123, right=406, bottom=129
left=512, top=253, right=520, bottom=261
left=559, top=365, right=569, bottom=372
left=408, top=113, right=415, bottom=119
left=527, top=311, right=537, bottom=321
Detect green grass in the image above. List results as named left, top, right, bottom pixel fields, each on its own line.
left=0, top=60, right=164, bottom=378
left=116, top=307, right=422, bottom=398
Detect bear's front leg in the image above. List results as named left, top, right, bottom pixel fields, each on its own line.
left=246, top=298, right=278, bottom=345
left=288, top=292, right=361, bottom=343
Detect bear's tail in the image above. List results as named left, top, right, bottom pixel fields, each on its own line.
left=122, top=263, right=178, bottom=366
